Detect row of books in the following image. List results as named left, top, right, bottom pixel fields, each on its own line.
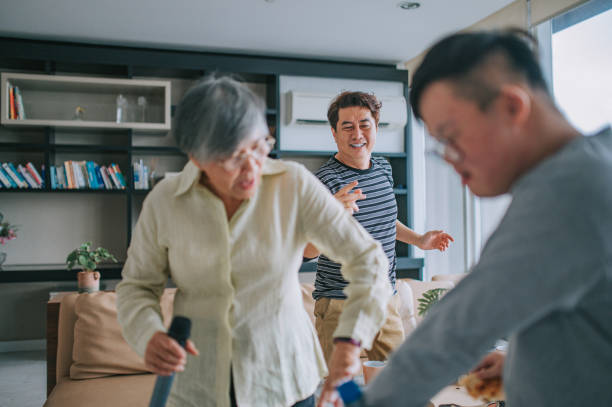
left=7, top=82, right=26, bottom=120
left=50, top=161, right=126, bottom=190
left=0, top=162, right=44, bottom=188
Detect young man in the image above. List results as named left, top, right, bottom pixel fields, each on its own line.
left=306, top=92, right=453, bottom=399
left=323, top=30, right=612, bottom=406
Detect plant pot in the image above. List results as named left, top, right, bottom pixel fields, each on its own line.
left=77, top=269, right=100, bottom=293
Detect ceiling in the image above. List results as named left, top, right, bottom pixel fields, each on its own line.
left=0, top=0, right=515, bottom=65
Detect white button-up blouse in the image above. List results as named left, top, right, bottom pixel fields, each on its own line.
left=116, top=158, right=392, bottom=407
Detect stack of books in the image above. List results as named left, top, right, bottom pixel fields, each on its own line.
left=50, top=161, right=126, bottom=190
left=6, top=82, right=26, bottom=120
left=0, top=162, right=44, bottom=189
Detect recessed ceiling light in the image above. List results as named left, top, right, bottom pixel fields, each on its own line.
left=397, top=1, right=420, bottom=10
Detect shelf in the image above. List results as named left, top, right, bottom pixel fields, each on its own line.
left=131, top=146, right=185, bottom=155
left=275, top=150, right=407, bottom=158
left=1, top=119, right=170, bottom=132
left=0, top=188, right=127, bottom=194
left=265, top=108, right=277, bottom=115
left=0, top=263, right=123, bottom=283
left=1, top=72, right=171, bottom=132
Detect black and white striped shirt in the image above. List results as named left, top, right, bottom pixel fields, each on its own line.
left=313, top=156, right=398, bottom=300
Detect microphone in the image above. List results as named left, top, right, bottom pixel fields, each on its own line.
left=148, top=316, right=192, bottom=407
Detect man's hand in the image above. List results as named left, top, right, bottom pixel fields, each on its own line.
left=144, top=331, right=199, bottom=376
left=317, top=341, right=362, bottom=407
left=334, top=181, right=366, bottom=214
left=418, top=230, right=454, bottom=251
left=472, top=351, right=505, bottom=380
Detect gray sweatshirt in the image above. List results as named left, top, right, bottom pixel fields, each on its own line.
left=362, top=127, right=612, bottom=407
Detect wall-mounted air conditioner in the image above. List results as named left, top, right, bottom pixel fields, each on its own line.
left=286, top=91, right=408, bottom=129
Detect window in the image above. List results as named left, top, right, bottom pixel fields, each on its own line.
left=551, top=1, right=612, bottom=134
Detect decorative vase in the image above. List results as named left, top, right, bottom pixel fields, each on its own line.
left=0, top=252, right=6, bottom=270
left=77, top=269, right=100, bottom=293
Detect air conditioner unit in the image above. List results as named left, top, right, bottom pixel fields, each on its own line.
left=286, top=91, right=408, bottom=129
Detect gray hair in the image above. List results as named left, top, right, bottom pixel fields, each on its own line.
left=173, top=75, right=268, bottom=162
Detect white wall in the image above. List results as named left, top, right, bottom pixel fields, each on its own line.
left=278, top=75, right=405, bottom=153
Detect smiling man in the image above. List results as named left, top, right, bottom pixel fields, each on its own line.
left=307, top=91, right=453, bottom=406
left=351, top=30, right=612, bottom=407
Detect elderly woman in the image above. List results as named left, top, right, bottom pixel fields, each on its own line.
left=116, top=75, right=391, bottom=407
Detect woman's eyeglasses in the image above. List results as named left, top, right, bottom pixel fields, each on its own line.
left=217, top=135, right=276, bottom=172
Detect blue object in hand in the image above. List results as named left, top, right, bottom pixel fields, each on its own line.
left=148, top=316, right=191, bottom=407
left=337, top=380, right=364, bottom=406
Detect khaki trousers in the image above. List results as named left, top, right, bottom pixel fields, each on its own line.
left=314, top=294, right=405, bottom=365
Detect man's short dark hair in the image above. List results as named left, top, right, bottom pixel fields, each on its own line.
left=327, top=91, right=382, bottom=130
left=410, top=29, right=549, bottom=119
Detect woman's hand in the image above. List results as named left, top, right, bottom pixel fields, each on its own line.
left=418, top=230, right=454, bottom=251
left=145, top=331, right=199, bottom=376
left=334, top=181, right=366, bottom=214
left=472, top=351, right=505, bottom=380
left=317, top=341, right=362, bottom=407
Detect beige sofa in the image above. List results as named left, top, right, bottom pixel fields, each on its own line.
left=44, top=278, right=463, bottom=407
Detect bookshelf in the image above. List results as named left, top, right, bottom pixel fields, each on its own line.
left=0, top=36, right=423, bottom=282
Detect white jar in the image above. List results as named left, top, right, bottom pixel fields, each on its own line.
left=116, top=94, right=128, bottom=123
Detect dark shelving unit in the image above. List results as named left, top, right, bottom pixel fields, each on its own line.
left=0, top=35, right=423, bottom=282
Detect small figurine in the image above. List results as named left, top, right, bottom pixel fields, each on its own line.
left=73, top=106, right=85, bottom=120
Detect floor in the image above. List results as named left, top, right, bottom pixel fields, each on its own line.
left=0, top=350, right=46, bottom=407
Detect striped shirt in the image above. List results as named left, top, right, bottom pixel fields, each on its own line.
left=313, top=156, right=398, bottom=299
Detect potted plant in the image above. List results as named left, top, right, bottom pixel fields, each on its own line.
left=417, top=288, right=448, bottom=317
left=0, top=212, right=18, bottom=269
left=66, top=242, right=118, bottom=293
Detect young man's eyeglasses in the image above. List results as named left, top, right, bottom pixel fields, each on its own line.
left=426, top=136, right=462, bottom=164
left=217, top=135, right=275, bottom=172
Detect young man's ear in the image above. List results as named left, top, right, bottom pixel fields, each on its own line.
left=499, top=84, right=531, bottom=126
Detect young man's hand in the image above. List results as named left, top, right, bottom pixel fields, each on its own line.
left=472, top=351, right=505, bottom=380
left=418, top=230, right=454, bottom=251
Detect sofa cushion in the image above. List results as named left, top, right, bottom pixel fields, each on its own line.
left=44, top=372, right=155, bottom=407
left=70, top=290, right=175, bottom=380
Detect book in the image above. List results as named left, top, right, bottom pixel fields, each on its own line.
left=25, top=162, right=43, bottom=186
left=111, top=163, right=126, bottom=189
left=17, top=164, right=38, bottom=188
left=133, top=162, right=141, bottom=189
left=93, top=164, right=105, bottom=190
left=57, top=165, right=66, bottom=189
left=78, top=161, right=89, bottom=188
left=0, top=166, right=15, bottom=188
left=50, top=166, right=57, bottom=189
left=85, top=161, right=99, bottom=189
left=6, top=162, right=27, bottom=188
left=9, top=85, right=16, bottom=119
left=107, top=165, right=121, bottom=189
left=71, top=161, right=84, bottom=188
left=100, top=166, right=113, bottom=189
left=64, top=161, right=75, bottom=189
left=14, top=86, right=26, bottom=120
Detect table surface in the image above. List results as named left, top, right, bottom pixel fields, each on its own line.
left=431, top=385, right=487, bottom=407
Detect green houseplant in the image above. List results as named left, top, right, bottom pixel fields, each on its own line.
left=417, top=288, right=448, bottom=317
left=0, top=212, right=18, bottom=269
left=66, top=242, right=118, bottom=293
